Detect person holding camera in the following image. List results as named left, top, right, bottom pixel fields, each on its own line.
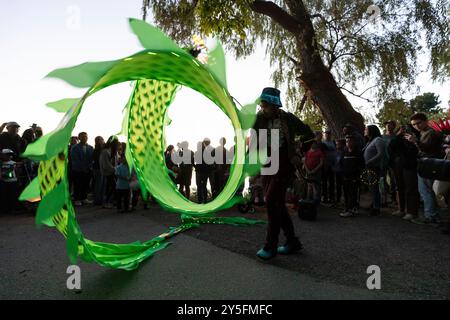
left=405, top=113, right=444, bottom=225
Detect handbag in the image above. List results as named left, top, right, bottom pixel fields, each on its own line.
left=417, top=158, right=450, bottom=182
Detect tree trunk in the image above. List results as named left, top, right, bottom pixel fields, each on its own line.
left=297, top=55, right=365, bottom=138
left=251, top=0, right=365, bottom=138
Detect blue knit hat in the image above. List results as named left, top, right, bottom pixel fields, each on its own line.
left=259, top=87, right=282, bottom=108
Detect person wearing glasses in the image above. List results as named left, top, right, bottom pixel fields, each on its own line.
left=405, top=113, right=444, bottom=225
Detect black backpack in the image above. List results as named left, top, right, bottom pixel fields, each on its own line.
left=417, top=158, right=450, bottom=182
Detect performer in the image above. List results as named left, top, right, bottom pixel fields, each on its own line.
left=252, top=87, right=314, bottom=260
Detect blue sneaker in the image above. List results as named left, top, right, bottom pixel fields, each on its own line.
left=256, top=248, right=277, bottom=260
left=277, top=241, right=303, bottom=255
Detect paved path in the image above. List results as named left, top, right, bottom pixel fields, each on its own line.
left=0, top=202, right=449, bottom=300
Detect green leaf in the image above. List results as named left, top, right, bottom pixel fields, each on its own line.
left=46, top=98, right=80, bottom=113
left=19, top=177, right=40, bottom=202
left=46, top=60, right=117, bottom=88
left=238, top=102, right=257, bottom=130
left=22, top=104, right=79, bottom=161
left=129, top=18, right=186, bottom=55
left=206, top=40, right=227, bottom=89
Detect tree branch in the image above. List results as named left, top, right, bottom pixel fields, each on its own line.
left=298, top=94, right=308, bottom=113
left=339, top=86, right=376, bottom=103
left=142, top=0, right=150, bottom=21
left=250, top=1, right=301, bottom=34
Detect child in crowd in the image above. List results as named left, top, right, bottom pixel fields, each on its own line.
left=115, top=157, right=131, bottom=213
left=130, top=170, right=148, bottom=211
left=0, top=149, right=18, bottom=214
left=304, top=141, right=325, bottom=204
left=340, top=136, right=365, bottom=217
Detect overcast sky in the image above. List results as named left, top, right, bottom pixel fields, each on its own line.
left=1, top=0, right=448, bottom=148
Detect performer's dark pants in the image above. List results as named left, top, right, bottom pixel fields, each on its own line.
left=263, top=174, right=297, bottom=250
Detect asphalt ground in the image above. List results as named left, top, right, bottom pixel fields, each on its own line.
left=0, top=198, right=449, bottom=299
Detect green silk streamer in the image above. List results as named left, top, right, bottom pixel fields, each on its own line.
left=20, top=19, right=264, bottom=270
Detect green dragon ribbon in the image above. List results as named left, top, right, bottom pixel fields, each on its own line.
left=19, top=19, right=264, bottom=270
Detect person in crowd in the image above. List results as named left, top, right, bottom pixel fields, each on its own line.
left=115, top=157, right=131, bottom=213
left=382, top=120, right=398, bottom=207
left=388, top=125, right=420, bottom=221
left=249, top=174, right=265, bottom=206
left=20, top=128, right=37, bottom=182
left=405, top=113, right=445, bottom=224
left=227, top=140, right=247, bottom=200
left=0, top=122, right=25, bottom=161
left=0, top=122, right=26, bottom=203
left=339, top=136, right=365, bottom=217
left=165, top=145, right=179, bottom=184
left=291, top=141, right=307, bottom=206
left=252, top=87, right=314, bottom=260
left=332, top=139, right=346, bottom=207
left=441, top=142, right=450, bottom=234
left=322, top=129, right=337, bottom=204
left=100, top=136, right=119, bottom=209
left=130, top=169, right=148, bottom=211
left=21, top=128, right=36, bottom=147
left=194, top=138, right=214, bottom=203
left=92, top=136, right=105, bottom=206
left=304, top=140, right=325, bottom=204
left=68, top=136, right=79, bottom=195
left=0, top=149, right=19, bottom=214
left=35, top=127, right=43, bottom=140
left=177, top=141, right=195, bottom=200
left=363, top=125, right=387, bottom=216
left=213, top=137, right=230, bottom=198
left=119, top=142, right=127, bottom=161
left=70, top=132, right=94, bottom=206
left=342, top=123, right=366, bottom=152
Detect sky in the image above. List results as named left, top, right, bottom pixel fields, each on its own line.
left=1, top=0, right=448, bottom=148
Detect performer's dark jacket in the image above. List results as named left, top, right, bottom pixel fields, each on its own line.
left=252, top=109, right=314, bottom=177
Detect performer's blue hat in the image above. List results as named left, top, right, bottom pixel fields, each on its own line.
left=259, top=87, right=282, bottom=108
